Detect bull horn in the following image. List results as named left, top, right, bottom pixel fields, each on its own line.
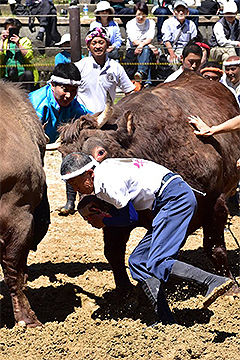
left=96, top=91, right=113, bottom=128
left=46, top=137, right=61, bottom=151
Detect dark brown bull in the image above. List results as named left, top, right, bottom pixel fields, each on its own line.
left=0, top=81, right=50, bottom=327
left=59, top=71, right=240, bottom=293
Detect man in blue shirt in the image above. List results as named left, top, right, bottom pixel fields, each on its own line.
left=29, top=62, right=90, bottom=215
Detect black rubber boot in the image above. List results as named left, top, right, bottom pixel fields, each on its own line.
left=58, top=183, right=76, bottom=216
left=170, top=260, right=234, bottom=308
left=140, top=277, right=176, bottom=325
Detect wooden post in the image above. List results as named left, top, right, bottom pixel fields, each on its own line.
left=69, top=4, right=81, bottom=62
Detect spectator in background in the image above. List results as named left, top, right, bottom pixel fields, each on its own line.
left=109, top=0, right=135, bottom=28
left=162, top=1, right=197, bottom=66
left=125, top=1, right=158, bottom=88
left=152, top=0, right=199, bottom=43
left=0, top=18, right=39, bottom=92
left=90, top=1, right=122, bottom=60
left=27, top=0, right=61, bottom=47
left=209, top=1, right=240, bottom=62
left=164, top=42, right=202, bottom=82
left=200, top=61, right=223, bottom=81
left=55, top=33, right=71, bottom=66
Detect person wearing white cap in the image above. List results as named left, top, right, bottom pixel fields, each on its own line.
left=55, top=33, right=71, bottom=66
left=162, top=0, right=197, bottom=65
left=209, top=1, right=240, bottom=62
left=90, top=1, right=122, bottom=60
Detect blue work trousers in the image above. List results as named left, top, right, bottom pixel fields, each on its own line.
left=129, top=177, right=197, bottom=283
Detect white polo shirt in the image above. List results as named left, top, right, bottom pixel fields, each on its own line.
left=93, top=158, right=176, bottom=211
left=75, top=56, right=135, bottom=114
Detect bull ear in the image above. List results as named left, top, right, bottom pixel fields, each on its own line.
left=125, top=111, right=134, bottom=136
left=96, top=91, right=113, bottom=128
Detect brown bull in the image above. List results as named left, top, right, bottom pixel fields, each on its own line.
left=59, top=71, right=240, bottom=293
left=0, top=81, right=50, bottom=327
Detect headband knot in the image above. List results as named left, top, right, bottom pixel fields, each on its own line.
left=85, top=27, right=110, bottom=45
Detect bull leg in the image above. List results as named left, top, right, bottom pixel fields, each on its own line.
left=1, top=213, right=42, bottom=328
left=203, top=194, right=232, bottom=278
left=103, top=226, right=133, bottom=294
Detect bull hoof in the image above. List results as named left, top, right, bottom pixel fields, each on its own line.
left=203, top=279, right=235, bottom=308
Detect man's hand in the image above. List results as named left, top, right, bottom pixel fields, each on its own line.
left=135, top=45, right=143, bottom=55
left=86, top=213, right=106, bottom=228
left=1, top=29, right=8, bottom=41
left=9, top=34, right=20, bottom=46
left=107, top=45, right=115, bottom=53
left=188, top=115, right=213, bottom=136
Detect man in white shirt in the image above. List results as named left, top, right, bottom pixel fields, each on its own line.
left=165, top=42, right=202, bottom=82
left=75, top=27, right=135, bottom=114
left=60, top=152, right=234, bottom=325
left=209, top=1, right=240, bottom=62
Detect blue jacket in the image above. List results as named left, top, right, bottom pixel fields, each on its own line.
left=29, top=84, right=89, bottom=143
left=55, top=50, right=71, bottom=66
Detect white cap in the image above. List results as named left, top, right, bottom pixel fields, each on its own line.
left=94, top=1, right=114, bottom=14
left=174, top=0, right=188, bottom=9
left=55, top=33, right=71, bottom=46
left=223, top=1, right=238, bottom=14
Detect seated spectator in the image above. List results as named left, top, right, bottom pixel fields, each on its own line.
left=27, top=0, right=61, bottom=47
left=109, top=0, right=135, bottom=28
left=165, top=42, right=202, bottom=82
left=90, top=1, right=122, bottom=60
left=55, top=33, right=71, bottom=66
left=220, top=55, right=240, bottom=106
left=0, top=18, right=39, bottom=92
left=209, top=1, right=240, bottom=62
left=152, top=0, right=199, bottom=42
left=162, top=1, right=197, bottom=67
left=125, top=1, right=158, bottom=88
left=200, top=61, right=223, bottom=81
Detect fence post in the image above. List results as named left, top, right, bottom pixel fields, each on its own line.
left=69, top=2, right=81, bottom=62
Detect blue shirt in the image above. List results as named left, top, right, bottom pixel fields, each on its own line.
left=29, top=84, right=89, bottom=143
left=162, top=17, right=197, bottom=50
left=55, top=50, right=71, bottom=66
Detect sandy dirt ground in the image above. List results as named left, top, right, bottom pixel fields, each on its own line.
left=0, top=151, right=239, bottom=360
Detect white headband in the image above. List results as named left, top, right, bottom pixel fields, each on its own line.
left=61, top=156, right=98, bottom=181
left=50, top=75, right=81, bottom=86
left=223, top=60, right=240, bottom=66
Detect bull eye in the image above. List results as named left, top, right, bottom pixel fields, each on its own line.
left=98, top=150, right=104, bottom=156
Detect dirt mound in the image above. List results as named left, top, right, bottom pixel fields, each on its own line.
left=0, top=151, right=239, bottom=360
